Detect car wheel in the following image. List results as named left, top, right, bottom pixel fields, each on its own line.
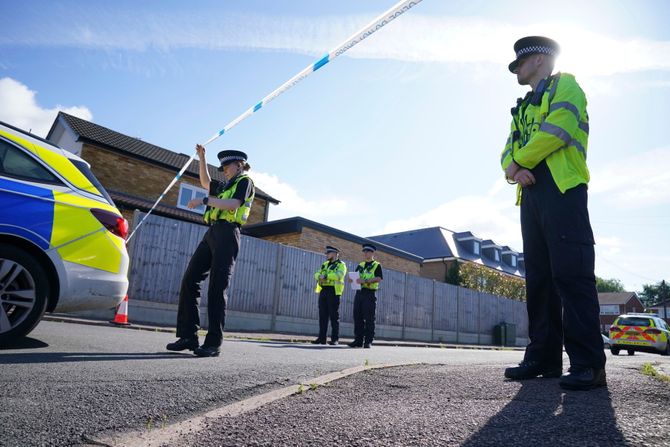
left=663, top=342, right=670, bottom=357
left=611, top=347, right=620, bottom=356
left=0, top=244, right=49, bottom=346
left=627, top=350, right=635, bottom=356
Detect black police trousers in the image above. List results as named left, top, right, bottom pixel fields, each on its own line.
left=521, top=162, right=605, bottom=369
left=176, top=221, right=240, bottom=348
left=353, top=288, right=377, bottom=344
left=317, top=286, right=340, bottom=342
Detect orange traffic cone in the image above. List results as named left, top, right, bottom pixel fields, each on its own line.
left=110, top=295, right=131, bottom=326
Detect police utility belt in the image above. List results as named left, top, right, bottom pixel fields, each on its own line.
left=211, top=219, right=241, bottom=228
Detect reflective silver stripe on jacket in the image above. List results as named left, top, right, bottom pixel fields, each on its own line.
left=539, top=122, right=572, bottom=144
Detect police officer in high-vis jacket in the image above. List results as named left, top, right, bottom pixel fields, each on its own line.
left=312, top=246, right=347, bottom=345
left=501, top=37, right=605, bottom=390
left=166, top=144, right=254, bottom=357
left=348, top=243, right=383, bottom=349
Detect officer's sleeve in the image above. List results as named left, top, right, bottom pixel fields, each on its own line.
left=500, top=122, right=516, bottom=171
left=514, top=75, right=586, bottom=169
left=314, top=263, right=323, bottom=280
left=209, top=179, right=223, bottom=196
left=374, top=264, right=383, bottom=279
left=231, top=178, right=252, bottom=203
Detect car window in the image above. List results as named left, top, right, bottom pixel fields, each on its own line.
left=616, top=317, right=652, bottom=327
left=70, top=159, right=114, bottom=205
left=0, top=139, right=61, bottom=184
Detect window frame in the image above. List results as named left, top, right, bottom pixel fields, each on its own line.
left=177, top=182, right=208, bottom=214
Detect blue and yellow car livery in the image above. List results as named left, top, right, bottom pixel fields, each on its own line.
left=0, top=121, right=129, bottom=343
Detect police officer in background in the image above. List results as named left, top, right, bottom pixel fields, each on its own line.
left=166, top=144, right=254, bottom=357
left=501, top=37, right=605, bottom=390
left=348, top=244, right=383, bottom=349
left=312, top=246, right=347, bottom=345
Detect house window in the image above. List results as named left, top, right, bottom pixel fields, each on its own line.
left=473, top=242, right=480, bottom=255
left=511, top=256, right=517, bottom=267
left=600, top=305, right=620, bottom=315
left=178, top=183, right=208, bottom=214
left=494, top=250, right=500, bottom=262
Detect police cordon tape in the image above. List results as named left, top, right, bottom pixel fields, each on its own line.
left=126, top=0, right=423, bottom=241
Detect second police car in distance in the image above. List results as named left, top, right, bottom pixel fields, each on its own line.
left=0, top=120, right=129, bottom=345
left=609, top=313, right=670, bottom=356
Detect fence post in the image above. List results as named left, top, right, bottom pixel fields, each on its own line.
left=270, top=244, right=284, bottom=332
left=477, top=291, right=482, bottom=345
left=431, top=279, right=436, bottom=342
left=456, top=286, right=460, bottom=344
left=402, top=272, right=409, bottom=340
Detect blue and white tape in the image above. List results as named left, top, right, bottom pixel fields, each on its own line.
left=128, top=0, right=423, bottom=241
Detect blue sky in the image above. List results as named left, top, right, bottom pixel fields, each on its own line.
left=1, top=0, right=669, bottom=291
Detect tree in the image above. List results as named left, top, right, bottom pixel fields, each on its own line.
left=458, top=262, right=526, bottom=301
left=638, top=280, right=670, bottom=308
left=445, top=260, right=462, bottom=286
left=595, top=277, right=625, bottom=293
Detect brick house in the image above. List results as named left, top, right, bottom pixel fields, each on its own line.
left=243, top=217, right=422, bottom=274
left=368, top=227, right=525, bottom=282
left=598, top=292, right=644, bottom=332
left=46, top=112, right=279, bottom=227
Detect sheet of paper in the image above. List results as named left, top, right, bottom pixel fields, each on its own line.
left=348, top=272, right=361, bottom=290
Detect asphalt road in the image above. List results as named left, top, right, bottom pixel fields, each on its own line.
left=179, top=362, right=670, bottom=447
left=1, top=321, right=523, bottom=447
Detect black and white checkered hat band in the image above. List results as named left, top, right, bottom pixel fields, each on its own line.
left=219, top=155, right=246, bottom=164
left=516, top=45, right=557, bottom=58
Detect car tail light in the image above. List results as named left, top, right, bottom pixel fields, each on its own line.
left=90, top=208, right=128, bottom=240
left=645, top=328, right=662, bottom=335
left=609, top=326, right=622, bottom=332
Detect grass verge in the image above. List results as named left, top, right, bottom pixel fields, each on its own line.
left=640, top=362, right=670, bottom=383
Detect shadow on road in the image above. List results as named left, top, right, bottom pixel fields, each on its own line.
left=0, top=337, right=49, bottom=350
left=0, top=351, right=196, bottom=364
left=461, top=379, right=628, bottom=446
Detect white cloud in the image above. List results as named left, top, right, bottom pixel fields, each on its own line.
left=252, top=171, right=355, bottom=222
left=590, top=147, right=670, bottom=208
left=3, top=11, right=670, bottom=77
left=378, top=177, right=523, bottom=251
left=0, top=77, right=92, bottom=137
left=595, top=235, right=624, bottom=257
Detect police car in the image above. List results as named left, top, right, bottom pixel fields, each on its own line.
left=0, top=121, right=129, bottom=345
left=609, top=313, right=670, bottom=356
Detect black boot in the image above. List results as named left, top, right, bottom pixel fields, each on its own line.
left=559, top=367, right=606, bottom=390
left=311, top=338, right=326, bottom=345
left=328, top=340, right=339, bottom=346
left=166, top=338, right=199, bottom=352
left=504, top=360, right=562, bottom=380
left=194, top=345, right=221, bottom=357
left=348, top=340, right=363, bottom=348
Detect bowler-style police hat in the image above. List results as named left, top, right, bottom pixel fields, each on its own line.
left=325, top=245, right=340, bottom=254
left=217, top=150, right=248, bottom=171
left=508, top=36, right=560, bottom=73
left=362, top=243, right=377, bottom=252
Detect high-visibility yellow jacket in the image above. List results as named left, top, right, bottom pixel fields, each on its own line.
left=203, top=174, right=255, bottom=225
left=358, top=260, right=381, bottom=291
left=314, top=259, right=347, bottom=296
left=500, top=73, right=590, bottom=204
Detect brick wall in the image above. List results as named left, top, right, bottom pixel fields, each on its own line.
left=82, top=144, right=198, bottom=207
left=82, top=143, right=268, bottom=226
left=420, top=260, right=448, bottom=282
left=258, top=233, right=302, bottom=246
